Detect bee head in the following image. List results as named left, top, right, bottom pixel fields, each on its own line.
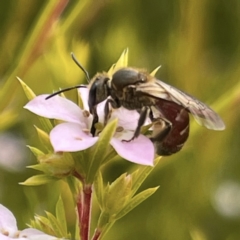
left=88, top=73, right=111, bottom=113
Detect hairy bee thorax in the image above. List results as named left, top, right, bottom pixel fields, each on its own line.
left=110, top=68, right=155, bottom=109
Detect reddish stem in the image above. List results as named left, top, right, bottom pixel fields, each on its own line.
left=76, top=183, right=93, bottom=240
left=23, top=0, right=69, bottom=75
left=76, top=191, right=83, bottom=229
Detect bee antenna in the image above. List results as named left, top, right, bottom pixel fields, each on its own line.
left=45, top=85, right=87, bottom=100
left=71, top=52, right=90, bottom=83
left=45, top=53, right=89, bottom=100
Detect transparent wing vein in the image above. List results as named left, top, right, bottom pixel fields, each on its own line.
left=136, top=79, right=225, bottom=130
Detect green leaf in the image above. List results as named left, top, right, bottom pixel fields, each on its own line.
left=27, top=152, right=74, bottom=176
left=45, top=211, right=64, bottom=237
left=131, top=157, right=161, bottom=196
left=47, top=153, right=75, bottom=175
left=77, top=90, right=84, bottom=109
left=56, top=196, right=67, bottom=235
left=27, top=164, right=49, bottom=173
left=27, top=146, right=45, bottom=158
left=28, top=198, right=70, bottom=238
left=102, top=153, right=123, bottom=165
left=96, top=211, right=111, bottom=230
left=66, top=176, right=81, bottom=199
left=34, top=215, right=55, bottom=235
left=98, top=221, right=115, bottom=240
left=27, top=219, right=38, bottom=230
left=72, top=151, right=88, bottom=177
left=94, top=171, right=104, bottom=209
left=104, top=173, right=132, bottom=214
left=115, top=187, right=159, bottom=220
left=20, top=174, right=57, bottom=186
left=86, top=119, right=118, bottom=183
left=18, top=78, right=53, bottom=133
left=35, top=126, right=53, bottom=152
left=17, top=77, right=36, bottom=100
left=75, top=215, right=80, bottom=240
left=33, top=215, right=53, bottom=234
left=108, top=49, right=129, bottom=75
left=150, top=65, right=161, bottom=77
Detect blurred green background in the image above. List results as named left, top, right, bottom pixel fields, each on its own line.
left=0, top=0, right=239, bottom=239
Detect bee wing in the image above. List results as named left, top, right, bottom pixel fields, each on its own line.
left=136, top=79, right=225, bottom=130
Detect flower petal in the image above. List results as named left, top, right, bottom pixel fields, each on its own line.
left=0, top=233, right=13, bottom=239
left=110, top=134, right=154, bottom=166
left=0, top=204, right=18, bottom=237
left=20, top=228, right=59, bottom=240
left=24, top=95, right=87, bottom=127
left=95, top=98, right=151, bottom=131
left=96, top=99, right=107, bottom=124
left=96, top=102, right=150, bottom=131
left=110, top=107, right=141, bottom=130
left=50, top=123, right=98, bottom=152
left=78, top=88, right=90, bottom=111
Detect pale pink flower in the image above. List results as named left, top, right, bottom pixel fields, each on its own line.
left=0, top=204, right=62, bottom=240
left=24, top=88, right=154, bottom=166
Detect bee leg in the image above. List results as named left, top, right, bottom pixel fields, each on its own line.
left=150, top=118, right=172, bottom=143
left=148, top=107, right=172, bottom=142
left=123, top=106, right=150, bottom=142
left=90, top=106, right=98, bottom=136
left=134, top=106, right=150, bottom=138
left=104, top=98, right=121, bottom=125
left=91, top=97, right=119, bottom=136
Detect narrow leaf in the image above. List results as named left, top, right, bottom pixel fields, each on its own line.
left=104, top=173, right=132, bottom=214
left=35, top=126, right=53, bottom=151
left=27, top=164, right=49, bottom=173
left=45, top=211, right=63, bottom=237
left=94, top=171, right=104, bottom=209
left=150, top=66, right=161, bottom=77
left=77, top=90, right=84, bottom=109
left=34, top=215, right=53, bottom=233
left=20, top=175, right=57, bottom=186
left=98, top=221, right=115, bottom=240
left=131, top=157, right=160, bottom=196
left=56, top=196, right=67, bottom=235
left=114, top=48, right=129, bottom=69
left=75, top=215, right=80, bottom=240
left=27, top=146, right=45, bottom=157
left=86, top=119, right=118, bottom=183
left=108, top=49, right=128, bottom=75
left=18, top=78, right=53, bottom=133
left=17, top=77, right=36, bottom=100
left=115, top=187, right=159, bottom=220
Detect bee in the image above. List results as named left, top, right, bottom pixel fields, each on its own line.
left=150, top=101, right=190, bottom=155
left=46, top=53, right=225, bottom=156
